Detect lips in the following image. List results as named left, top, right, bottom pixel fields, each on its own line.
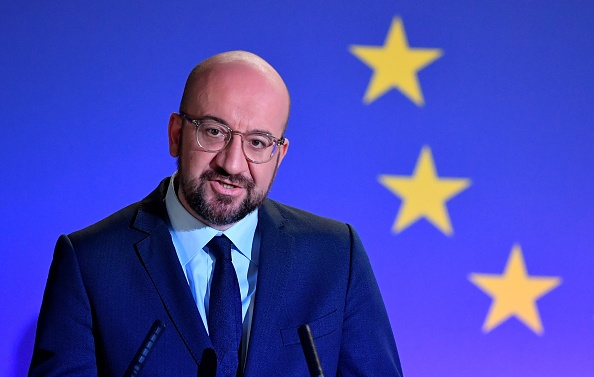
left=210, top=179, right=244, bottom=197
left=218, top=180, right=240, bottom=189
left=200, top=169, right=255, bottom=199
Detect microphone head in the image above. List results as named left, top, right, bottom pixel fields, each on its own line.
left=123, top=320, right=166, bottom=377
left=198, top=348, right=217, bottom=377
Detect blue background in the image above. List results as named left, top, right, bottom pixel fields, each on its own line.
left=1, top=1, right=593, bottom=375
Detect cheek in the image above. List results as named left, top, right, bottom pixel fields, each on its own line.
left=250, top=165, right=277, bottom=189
left=182, top=150, right=215, bottom=175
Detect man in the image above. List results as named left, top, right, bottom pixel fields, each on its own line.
left=30, top=51, right=403, bottom=376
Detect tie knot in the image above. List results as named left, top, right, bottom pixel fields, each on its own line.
left=207, top=235, right=232, bottom=260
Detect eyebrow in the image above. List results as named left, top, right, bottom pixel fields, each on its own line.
left=201, top=114, right=278, bottom=137
left=200, top=114, right=228, bottom=125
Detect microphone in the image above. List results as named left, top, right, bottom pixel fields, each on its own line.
left=298, top=324, right=324, bottom=377
left=123, top=320, right=166, bottom=377
left=198, top=348, right=217, bottom=377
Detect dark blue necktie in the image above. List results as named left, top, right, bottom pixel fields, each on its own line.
left=207, top=235, right=242, bottom=376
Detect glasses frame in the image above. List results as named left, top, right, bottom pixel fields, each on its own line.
left=179, top=112, right=285, bottom=164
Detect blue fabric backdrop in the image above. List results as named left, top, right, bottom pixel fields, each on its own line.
left=1, top=1, right=593, bottom=376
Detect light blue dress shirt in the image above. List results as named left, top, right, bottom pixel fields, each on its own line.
left=164, top=173, right=260, bottom=362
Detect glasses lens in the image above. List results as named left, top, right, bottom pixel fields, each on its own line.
left=192, top=117, right=279, bottom=163
left=196, top=121, right=229, bottom=151
left=244, top=134, right=276, bottom=163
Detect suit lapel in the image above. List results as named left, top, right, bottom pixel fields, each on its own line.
left=244, top=200, right=296, bottom=375
left=132, top=180, right=212, bottom=365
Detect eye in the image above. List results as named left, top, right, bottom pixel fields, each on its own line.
left=250, top=139, right=264, bottom=148
left=246, top=134, right=272, bottom=150
left=201, top=122, right=228, bottom=139
left=206, top=128, right=222, bottom=136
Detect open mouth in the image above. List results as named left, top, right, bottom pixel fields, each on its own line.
left=212, top=179, right=244, bottom=193
left=219, top=181, right=239, bottom=189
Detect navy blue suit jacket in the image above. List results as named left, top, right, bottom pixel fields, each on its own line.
left=30, top=178, right=402, bottom=376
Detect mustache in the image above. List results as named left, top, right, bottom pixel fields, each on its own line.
left=200, top=168, right=255, bottom=189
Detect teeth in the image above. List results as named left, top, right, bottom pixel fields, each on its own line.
left=221, top=183, right=235, bottom=189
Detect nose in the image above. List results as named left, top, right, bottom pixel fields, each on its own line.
left=213, top=134, right=249, bottom=175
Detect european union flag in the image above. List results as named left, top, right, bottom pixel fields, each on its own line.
left=1, top=1, right=592, bottom=376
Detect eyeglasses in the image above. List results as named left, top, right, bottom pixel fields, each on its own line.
left=180, top=112, right=285, bottom=164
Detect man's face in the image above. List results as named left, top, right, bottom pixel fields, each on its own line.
left=168, top=62, right=289, bottom=230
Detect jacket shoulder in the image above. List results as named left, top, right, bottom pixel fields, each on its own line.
left=262, top=198, right=353, bottom=240
left=67, top=179, right=169, bottom=250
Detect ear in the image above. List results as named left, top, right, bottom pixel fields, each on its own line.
left=275, top=137, right=289, bottom=167
left=168, top=113, right=182, bottom=157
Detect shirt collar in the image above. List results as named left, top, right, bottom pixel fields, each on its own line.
left=165, top=172, right=258, bottom=265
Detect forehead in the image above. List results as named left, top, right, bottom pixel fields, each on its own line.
left=189, top=62, right=289, bottom=135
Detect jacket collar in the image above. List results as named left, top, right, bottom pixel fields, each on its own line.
left=244, top=199, right=297, bottom=375
left=132, top=178, right=212, bottom=366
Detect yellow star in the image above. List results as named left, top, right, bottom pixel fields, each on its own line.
left=379, top=146, right=470, bottom=235
left=350, top=16, right=443, bottom=106
left=469, top=244, right=561, bottom=335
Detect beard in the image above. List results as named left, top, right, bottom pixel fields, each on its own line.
left=178, top=167, right=268, bottom=227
